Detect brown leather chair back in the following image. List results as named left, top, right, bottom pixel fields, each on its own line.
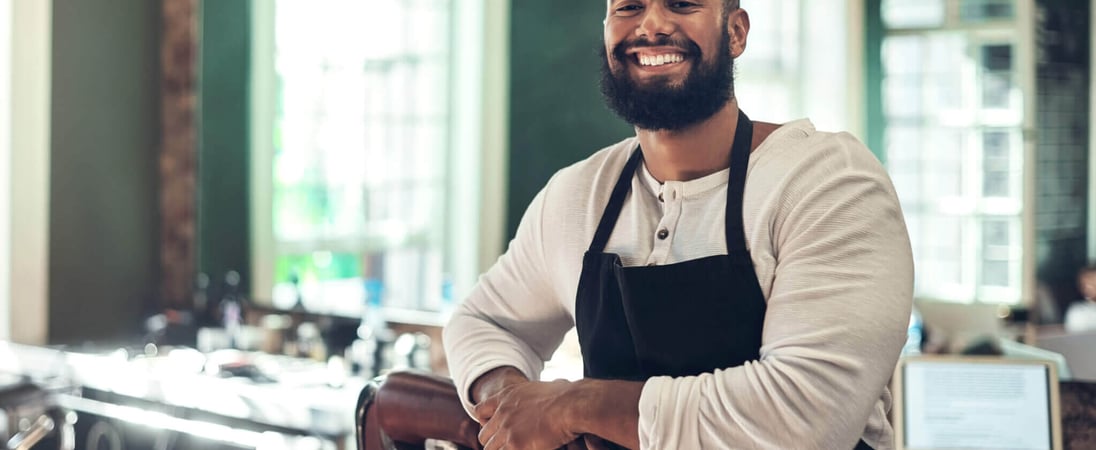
left=356, top=370, right=483, bottom=450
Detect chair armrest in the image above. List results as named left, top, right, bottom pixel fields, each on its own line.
left=372, top=369, right=482, bottom=450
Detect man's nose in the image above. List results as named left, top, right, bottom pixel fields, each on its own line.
left=636, top=5, right=674, bottom=38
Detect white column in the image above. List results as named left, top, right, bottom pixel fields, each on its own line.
left=478, top=0, right=509, bottom=276
left=448, top=0, right=509, bottom=302
left=250, top=0, right=275, bottom=304
left=10, top=0, right=51, bottom=344
left=0, top=0, right=11, bottom=341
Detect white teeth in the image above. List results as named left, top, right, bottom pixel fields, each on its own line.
left=638, top=53, right=683, bottom=67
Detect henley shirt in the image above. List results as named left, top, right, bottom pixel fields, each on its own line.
left=443, top=119, right=914, bottom=449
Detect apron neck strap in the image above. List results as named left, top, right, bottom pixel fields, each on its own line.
left=588, top=110, right=754, bottom=254
left=589, top=146, right=643, bottom=254
left=724, top=110, right=753, bottom=253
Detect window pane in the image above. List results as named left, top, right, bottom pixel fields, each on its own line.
left=960, top=0, right=1015, bottom=23
left=270, top=0, right=452, bottom=312
left=883, top=36, right=925, bottom=75
left=982, top=130, right=1011, bottom=197
left=982, top=219, right=1010, bottom=249
left=981, top=260, right=1010, bottom=287
left=923, top=128, right=964, bottom=199
left=883, top=34, right=969, bottom=118
left=919, top=216, right=964, bottom=288
left=980, top=217, right=1013, bottom=289
left=883, top=0, right=946, bottom=29
left=980, top=45, right=1014, bottom=109
left=982, top=45, right=1014, bottom=72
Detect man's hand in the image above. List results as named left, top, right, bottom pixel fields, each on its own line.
left=468, top=368, right=643, bottom=449
left=470, top=366, right=529, bottom=407
left=474, top=379, right=580, bottom=450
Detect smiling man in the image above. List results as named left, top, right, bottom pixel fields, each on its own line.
left=443, top=1, right=914, bottom=449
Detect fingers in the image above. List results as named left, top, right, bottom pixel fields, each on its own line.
left=478, top=413, right=500, bottom=447
left=482, top=428, right=506, bottom=450
left=482, top=435, right=500, bottom=450
left=474, top=395, right=500, bottom=423
left=475, top=388, right=507, bottom=447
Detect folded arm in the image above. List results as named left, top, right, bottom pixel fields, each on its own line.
left=470, top=366, right=644, bottom=449
left=637, top=147, right=914, bottom=449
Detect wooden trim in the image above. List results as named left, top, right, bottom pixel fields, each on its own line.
left=160, top=0, right=199, bottom=307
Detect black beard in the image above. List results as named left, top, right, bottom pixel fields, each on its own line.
left=598, top=30, right=735, bottom=131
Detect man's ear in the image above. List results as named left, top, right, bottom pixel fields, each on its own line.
left=727, top=8, right=750, bottom=58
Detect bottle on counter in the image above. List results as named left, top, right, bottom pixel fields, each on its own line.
left=902, top=306, right=923, bottom=356
left=220, top=271, right=244, bottom=349
left=192, top=272, right=212, bottom=327
left=296, top=322, right=327, bottom=361
left=350, top=278, right=394, bottom=377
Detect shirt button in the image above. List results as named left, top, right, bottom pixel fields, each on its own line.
left=657, top=229, right=669, bottom=240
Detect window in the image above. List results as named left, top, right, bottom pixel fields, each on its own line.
left=879, top=0, right=1029, bottom=303
left=736, top=0, right=855, bottom=133
left=251, top=1, right=503, bottom=320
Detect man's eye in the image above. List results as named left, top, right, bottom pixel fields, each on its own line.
left=670, top=1, right=698, bottom=8
left=616, top=4, right=643, bottom=14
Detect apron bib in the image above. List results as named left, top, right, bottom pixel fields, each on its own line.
left=574, top=111, right=873, bottom=450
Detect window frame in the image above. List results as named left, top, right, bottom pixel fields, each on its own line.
left=249, top=1, right=508, bottom=322
left=872, top=0, right=1037, bottom=305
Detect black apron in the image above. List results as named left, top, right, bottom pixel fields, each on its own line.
left=574, top=110, right=873, bottom=450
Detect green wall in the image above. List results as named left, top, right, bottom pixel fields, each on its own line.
left=196, top=2, right=690, bottom=280
left=49, top=0, right=163, bottom=343
left=506, top=3, right=633, bottom=238
left=198, top=0, right=252, bottom=294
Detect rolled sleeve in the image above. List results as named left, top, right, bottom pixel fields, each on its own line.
left=443, top=181, right=574, bottom=416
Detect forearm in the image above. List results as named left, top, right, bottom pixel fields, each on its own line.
left=470, top=365, right=529, bottom=404
left=444, top=304, right=567, bottom=413
left=568, top=379, right=644, bottom=449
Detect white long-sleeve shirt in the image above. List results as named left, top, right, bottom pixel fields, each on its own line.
left=443, top=119, right=914, bottom=449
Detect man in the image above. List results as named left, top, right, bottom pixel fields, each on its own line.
left=443, top=0, right=913, bottom=448
left=1065, top=266, right=1096, bottom=333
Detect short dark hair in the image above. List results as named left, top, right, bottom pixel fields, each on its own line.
left=722, top=1, right=740, bottom=21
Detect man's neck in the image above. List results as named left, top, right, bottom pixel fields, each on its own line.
left=636, top=100, right=740, bottom=182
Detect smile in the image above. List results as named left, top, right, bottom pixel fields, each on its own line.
left=636, top=53, right=686, bottom=67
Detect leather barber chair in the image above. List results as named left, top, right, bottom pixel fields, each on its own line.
left=356, top=370, right=482, bottom=450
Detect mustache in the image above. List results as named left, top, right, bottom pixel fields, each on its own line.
left=611, top=36, right=702, bottom=63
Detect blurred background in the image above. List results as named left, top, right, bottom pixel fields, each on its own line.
left=4, top=0, right=1091, bottom=342
left=0, top=0, right=1093, bottom=448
